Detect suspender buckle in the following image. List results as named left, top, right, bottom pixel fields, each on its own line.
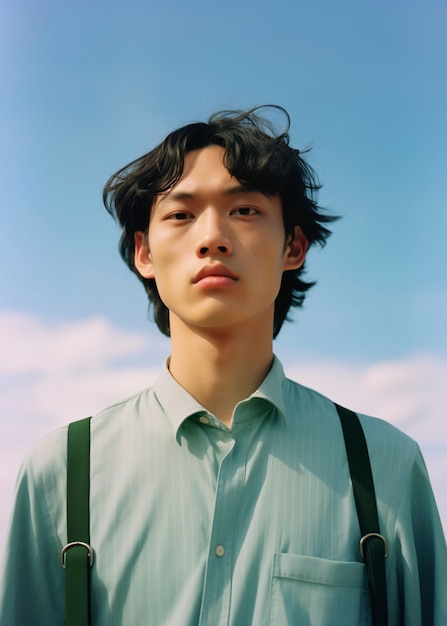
left=360, top=533, right=388, bottom=560
left=61, top=541, right=94, bottom=568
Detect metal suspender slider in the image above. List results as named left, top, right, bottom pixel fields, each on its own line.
left=61, top=541, right=94, bottom=568
left=360, top=533, right=388, bottom=560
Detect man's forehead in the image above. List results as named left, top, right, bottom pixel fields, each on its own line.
left=153, top=145, right=273, bottom=206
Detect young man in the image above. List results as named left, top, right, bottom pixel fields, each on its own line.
left=1, top=107, right=446, bottom=625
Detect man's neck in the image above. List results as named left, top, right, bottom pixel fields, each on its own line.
left=168, top=317, right=274, bottom=427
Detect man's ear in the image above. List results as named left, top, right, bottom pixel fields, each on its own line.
left=283, top=226, right=308, bottom=271
left=134, top=231, right=155, bottom=278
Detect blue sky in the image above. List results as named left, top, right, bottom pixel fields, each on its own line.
left=1, top=0, right=446, bottom=544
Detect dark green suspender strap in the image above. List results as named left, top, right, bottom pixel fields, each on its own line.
left=61, top=409, right=387, bottom=625
left=335, top=404, right=388, bottom=626
left=61, top=417, right=93, bottom=626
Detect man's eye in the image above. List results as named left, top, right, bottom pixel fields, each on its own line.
left=168, top=212, right=190, bottom=220
left=233, top=207, right=257, bottom=216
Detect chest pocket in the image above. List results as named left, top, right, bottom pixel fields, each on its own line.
left=270, top=553, right=370, bottom=625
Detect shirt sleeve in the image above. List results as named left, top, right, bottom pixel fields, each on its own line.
left=389, top=448, right=447, bottom=625
left=0, top=436, right=66, bottom=625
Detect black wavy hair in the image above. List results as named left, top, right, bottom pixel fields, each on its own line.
left=103, top=105, right=338, bottom=337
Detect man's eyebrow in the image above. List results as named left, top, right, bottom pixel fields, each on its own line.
left=158, top=184, right=263, bottom=203
left=158, top=190, right=195, bottom=203
left=223, top=183, right=261, bottom=196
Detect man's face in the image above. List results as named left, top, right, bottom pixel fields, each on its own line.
left=134, top=145, right=307, bottom=335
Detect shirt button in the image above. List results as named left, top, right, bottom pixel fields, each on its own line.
left=199, top=416, right=210, bottom=425
left=215, top=545, right=225, bottom=557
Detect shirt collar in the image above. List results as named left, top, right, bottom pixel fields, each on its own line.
left=153, top=355, right=288, bottom=439
left=248, top=355, right=287, bottom=424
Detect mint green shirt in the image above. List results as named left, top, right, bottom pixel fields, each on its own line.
left=1, top=357, right=446, bottom=625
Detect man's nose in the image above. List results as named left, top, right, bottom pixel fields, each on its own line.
left=195, top=210, right=233, bottom=257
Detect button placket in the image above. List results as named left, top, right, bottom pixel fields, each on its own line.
left=198, top=426, right=250, bottom=625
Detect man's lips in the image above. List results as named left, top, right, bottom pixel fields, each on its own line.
left=193, top=265, right=238, bottom=284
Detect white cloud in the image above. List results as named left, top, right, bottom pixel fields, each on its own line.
left=1, top=312, right=446, bottom=558
left=0, top=311, right=151, bottom=374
